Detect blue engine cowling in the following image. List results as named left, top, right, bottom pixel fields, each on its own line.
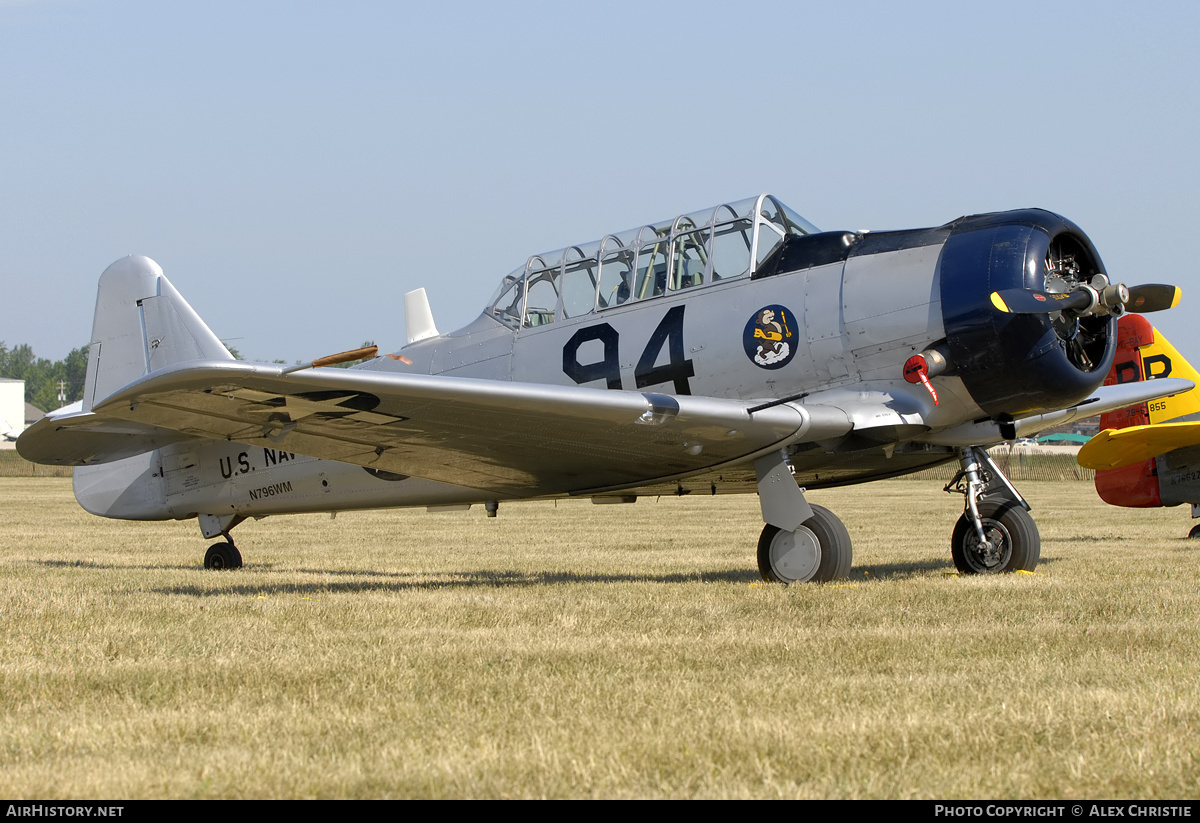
left=938, top=209, right=1116, bottom=418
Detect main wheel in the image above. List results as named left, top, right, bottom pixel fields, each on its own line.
left=204, top=542, right=243, bottom=570
left=758, top=504, right=852, bottom=584
left=951, top=499, right=1040, bottom=574
left=1188, top=524, right=1200, bottom=539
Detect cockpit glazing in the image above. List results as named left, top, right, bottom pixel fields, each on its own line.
left=487, top=194, right=817, bottom=330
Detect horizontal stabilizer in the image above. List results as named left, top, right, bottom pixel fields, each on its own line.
left=16, top=405, right=191, bottom=465
left=1077, top=421, right=1200, bottom=470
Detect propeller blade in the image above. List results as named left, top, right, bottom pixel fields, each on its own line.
left=990, top=283, right=1181, bottom=316
left=1126, top=284, right=1181, bottom=313
left=989, top=288, right=1091, bottom=314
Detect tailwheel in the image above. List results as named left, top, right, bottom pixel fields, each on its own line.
left=950, top=499, right=1040, bottom=574
left=204, top=541, right=243, bottom=570
left=758, top=504, right=852, bottom=584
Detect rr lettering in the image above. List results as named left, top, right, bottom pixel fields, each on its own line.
left=1114, top=359, right=1141, bottom=384
left=1144, top=354, right=1172, bottom=379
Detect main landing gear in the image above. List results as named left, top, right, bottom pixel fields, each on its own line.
left=757, top=504, right=853, bottom=584
left=753, top=451, right=853, bottom=584
left=198, top=513, right=246, bottom=570
left=944, top=446, right=1040, bottom=574
left=752, top=445, right=1042, bottom=584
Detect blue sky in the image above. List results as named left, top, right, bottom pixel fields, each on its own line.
left=2, top=0, right=1198, bottom=367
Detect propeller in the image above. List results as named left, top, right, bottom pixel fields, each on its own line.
left=990, top=277, right=1180, bottom=318
left=1127, top=284, right=1182, bottom=312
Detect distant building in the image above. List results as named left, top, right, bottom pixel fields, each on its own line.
left=0, top=378, right=24, bottom=442
left=1037, top=432, right=1091, bottom=445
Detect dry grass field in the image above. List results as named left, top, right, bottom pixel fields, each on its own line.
left=1, top=476, right=1198, bottom=798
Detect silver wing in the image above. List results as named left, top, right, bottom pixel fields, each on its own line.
left=19, top=360, right=855, bottom=497
left=22, top=355, right=1192, bottom=497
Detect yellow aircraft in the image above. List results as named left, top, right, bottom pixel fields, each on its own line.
left=1076, top=313, right=1200, bottom=536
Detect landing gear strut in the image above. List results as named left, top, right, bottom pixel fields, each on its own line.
left=945, top=446, right=1040, bottom=574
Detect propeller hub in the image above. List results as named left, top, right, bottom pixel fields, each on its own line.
left=1098, top=283, right=1130, bottom=314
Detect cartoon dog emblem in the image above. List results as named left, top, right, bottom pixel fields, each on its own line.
left=742, top=305, right=797, bottom=370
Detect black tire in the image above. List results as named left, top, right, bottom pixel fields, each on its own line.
left=204, top=542, right=243, bottom=570
left=951, top=499, right=1040, bottom=574
left=1189, top=524, right=1200, bottom=540
left=758, top=504, right=853, bottom=584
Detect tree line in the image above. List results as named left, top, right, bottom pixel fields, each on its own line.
left=0, top=343, right=89, bottom=414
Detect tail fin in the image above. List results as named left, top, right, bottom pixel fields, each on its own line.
left=1099, top=314, right=1200, bottom=429
left=83, top=255, right=233, bottom=412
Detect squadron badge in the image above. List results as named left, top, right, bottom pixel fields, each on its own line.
left=743, top=305, right=797, bottom=370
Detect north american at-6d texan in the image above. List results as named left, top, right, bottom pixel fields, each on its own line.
left=18, top=194, right=1190, bottom=581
